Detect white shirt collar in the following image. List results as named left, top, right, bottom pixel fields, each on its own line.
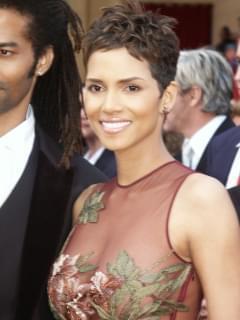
left=0, top=105, right=35, bottom=152
left=84, top=147, right=105, bottom=165
left=188, top=115, right=227, bottom=158
left=182, top=115, right=226, bottom=169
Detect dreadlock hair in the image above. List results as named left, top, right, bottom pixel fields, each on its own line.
left=83, top=0, right=179, bottom=93
left=0, top=0, right=84, bottom=168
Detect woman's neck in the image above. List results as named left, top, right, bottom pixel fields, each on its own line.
left=115, top=140, right=173, bottom=186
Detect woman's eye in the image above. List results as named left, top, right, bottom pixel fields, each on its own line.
left=0, top=49, right=11, bottom=56
left=88, top=84, right=103, bottom=92
left=126, top=85, right=140, bottom=92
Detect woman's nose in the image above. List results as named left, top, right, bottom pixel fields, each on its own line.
left=101, top=91, right=123, bottom=113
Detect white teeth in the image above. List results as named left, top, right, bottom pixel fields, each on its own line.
left=102, top=121, right=130, bottom=129
left=101, top=121, right=131, bottom=132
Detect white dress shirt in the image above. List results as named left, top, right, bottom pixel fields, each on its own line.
left=0, top=106, right=35, bottom=207
left=182, top=115, right=226, bottom=170
left=84, top=147, right=105, bottom=165
left=226, top=143, right=240, bottom=189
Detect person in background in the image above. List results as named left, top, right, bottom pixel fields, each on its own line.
left=198, top=38, right=240, bottom=320
left=223, top=43, right=238, bottom=73
left=205, top=37, right=240, bottom=194
left=216, top=25, right=236, bottom=54
left=230, top=37, right=240, bottom=125
left=0, top=1, right=105, bottom=319
left=81, top=109, right=117, bottom=178
left=164, top=49, right=235, bottom=173
left=47, top=2, right=240, bottom=320
left=230, top=100, right=240, bottom=125
left=204, top=37, right=240, bottom=220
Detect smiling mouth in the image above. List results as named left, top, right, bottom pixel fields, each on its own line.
left=100, top=120, right=131, bottom=133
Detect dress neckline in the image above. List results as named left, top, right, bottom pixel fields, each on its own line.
left=115, top=160, right=177, bottom=188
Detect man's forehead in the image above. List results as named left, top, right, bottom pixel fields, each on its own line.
left=0, top=8, right=31, bottom=43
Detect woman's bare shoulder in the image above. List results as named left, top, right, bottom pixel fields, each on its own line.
left=170, top=172, right=239, bottom=263
left=181, top=173, right=233, bottom=210
left=177, top=172, right=239, bottom=239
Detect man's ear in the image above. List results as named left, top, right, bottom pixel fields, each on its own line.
left=189, top=85, right=202, bottom=107
left=35, top=46, right=54, bottom=77
left=159, top=81, right=179, bottom=115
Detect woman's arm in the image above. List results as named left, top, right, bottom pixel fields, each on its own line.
left=185, top=175, right=240, bottom=320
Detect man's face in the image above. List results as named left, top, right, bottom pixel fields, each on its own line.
left=163, top=88, right=192, bottom=135
left=0, top=8, right=37, bottom=115
left=234, top=39, right=240, bottom=97
left=80, top=108, right=97, bottom=141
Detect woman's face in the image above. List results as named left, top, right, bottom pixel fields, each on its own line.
left=83, top=48, right=164, bottom=154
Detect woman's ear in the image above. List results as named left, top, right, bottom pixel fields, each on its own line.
left=159, top=81, right=179, bottom=115
left=35, top=46, right=54, bottom=77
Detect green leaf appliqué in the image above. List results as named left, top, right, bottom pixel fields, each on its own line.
left=104, top=251, right=191, bottom=319
left=78, top=191, right=105, bottom=224
left=76, top=252, right=97, bottom=273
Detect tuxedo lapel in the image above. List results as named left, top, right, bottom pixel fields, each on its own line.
left=196, top=148, right=208, bottom=173
left=16, top=134, right=74, bottom=319
left=196, top=117, right=235, bottom=173
left=213, top=116, right=235, bottom=135
left=222, top=144, right=240, bottom=184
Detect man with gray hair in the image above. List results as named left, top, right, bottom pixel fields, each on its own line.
left=164, top=48, right=235, bottom=173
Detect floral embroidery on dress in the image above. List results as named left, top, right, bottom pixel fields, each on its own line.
left=78, top=191, right=105, bottom=224
left=48, top=251, right=191, bottom=320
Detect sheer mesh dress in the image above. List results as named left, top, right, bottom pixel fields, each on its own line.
left=48, top=161, right=202, bottom=320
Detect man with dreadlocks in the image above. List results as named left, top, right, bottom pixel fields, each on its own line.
left=0, top=1, right=106, bottom=319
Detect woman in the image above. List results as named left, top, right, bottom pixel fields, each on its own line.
left=48, top=1, right=240, bottom=319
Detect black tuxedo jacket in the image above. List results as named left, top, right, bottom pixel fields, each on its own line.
left=0, top=126, right=106, bottom=320
left=95, top=149, right=117, bottom=178
left=176, top=117, right=235, bottom=173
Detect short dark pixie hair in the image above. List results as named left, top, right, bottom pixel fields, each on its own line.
left=83, top=0, right=179, bottom=92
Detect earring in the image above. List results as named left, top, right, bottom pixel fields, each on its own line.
left=161, top=103, right=169, bottom=114
left=160, top=100, right=171, bottom=115
left=37, top=71, right=43, bottom=76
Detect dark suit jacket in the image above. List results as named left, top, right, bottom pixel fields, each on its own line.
left=205, top=126, right=240, bottom=184
left=196, top=116, right=235, bottom=173
left=95, top=149, right=117, bottom=178
left=205, top=126, right=240, bottom=222
left=176, top=117, right=235, bottom=173
left=0, top=126, right=106, bottom=320
left=228, top=186, right=240, bottom=222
